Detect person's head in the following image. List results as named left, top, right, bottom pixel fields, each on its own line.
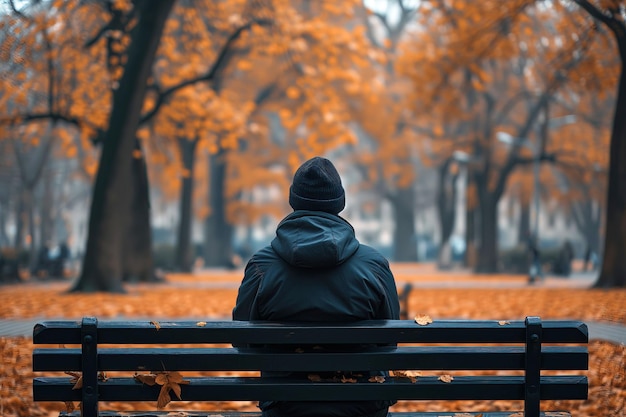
left=289, top=156, right=345, bottom=215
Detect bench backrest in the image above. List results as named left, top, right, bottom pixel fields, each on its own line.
left=33, top=317, right=588, bottom=417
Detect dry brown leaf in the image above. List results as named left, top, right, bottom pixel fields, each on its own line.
left=196, top=321, right=207, bottom=327
left=153, top=371, right=190, bottom=409
left=392, top=370, right=422, bottom=383
left=341, top=375, right=357, bottom=383
left=414, top=314, right=433, bottom=326
left=368, top=375, right=385, bottom=383
left=98, top=371, right=108, bottom=382
left=134, top=373, right=157, bottom=386
left=65, top=371, right=83, bottom=390
left=150, top=321, right=161, bottom=330
left=438, top=374, right=454, bottom=383
left=64, top=401, right=75, bottom=413
left=498, top=320, right=511, bottom=325
left=157, top=384, right=172, bottom=409
left=170, top=382, right=183, bottom=400
left=307, top=374, right=322, bottom=382
left=508, top=413, right=524, bottom=417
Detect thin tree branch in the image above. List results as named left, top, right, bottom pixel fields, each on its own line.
left=139, top=18, right=272, bottom=125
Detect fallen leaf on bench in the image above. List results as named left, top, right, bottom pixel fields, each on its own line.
left=158, top=386, right=172, bottom=409
left=498, top=320, right=511, bottom=325
left=196, top=321, right=207, bottom=327
left=307, top=374, right=322, bottom=382
left=65, top=371, right=83, bottom=390
left=150, top=321, right=161, bottom=330
left=438, top=374, right=454, bottom=383
left=341, top=375, right=357, bottom=383
left=415, top=314, right=433, bottom=326
left=508, top=413, right=523, bottom=417
left=134, top=372, right=157, bottom=386
left=155, top=371, right=190, bottom=409
left=368, top=376, right=385, bottom=383
left=391, top=370, right=422, bottom=383
left=98, top=371, right=108, bottom=382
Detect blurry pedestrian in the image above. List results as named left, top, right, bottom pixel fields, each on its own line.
left=34, top=243, right=50, bottom=278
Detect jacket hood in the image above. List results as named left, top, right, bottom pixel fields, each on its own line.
left=271, top=211, right=360, bottom=268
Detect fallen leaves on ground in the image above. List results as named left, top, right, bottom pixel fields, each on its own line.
left=0, top=272, right=624, bottom=324
left=0, top=270, right=625, bottom=416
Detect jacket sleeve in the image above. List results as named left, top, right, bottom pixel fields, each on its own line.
left=232, top=257, right=263, bottom=321
left=375, top=257, right=401, bottom=320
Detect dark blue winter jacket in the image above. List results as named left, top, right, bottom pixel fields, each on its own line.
left=233, top=210, right=400, bottom=417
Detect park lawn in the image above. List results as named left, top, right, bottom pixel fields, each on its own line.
left=0, top=268, right=624, bottom=416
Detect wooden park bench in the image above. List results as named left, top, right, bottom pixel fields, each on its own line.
left=33, top=316, right=588, bottom=417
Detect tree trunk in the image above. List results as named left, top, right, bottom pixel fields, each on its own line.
left=476, top=196, right=499, bottom=273
left=39, top=171, right=54, bottom=250
left=122, top=138, right=156, bottom=283
left=14, top=189, right=26, bottom=250
left=72, top=0, right=174, bottom=292
left=26, top=188, right=37, bottom=271
left=175, top=138, right=198, bottom=272
left=204, top=150, right=234, bottom=267
left=517, top=197, right=530, bottom=245
left=436, top=161, right=458, bottom=268
left=594, top=35, right=626, bottom=288
left=391, top=187, right=418, bottom=262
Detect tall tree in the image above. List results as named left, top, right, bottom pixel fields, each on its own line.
left=399, top=1, right=614, bottom=272
left=572, top=0, right=626, bottom=288
left=72, top=0, right=175, bottom=292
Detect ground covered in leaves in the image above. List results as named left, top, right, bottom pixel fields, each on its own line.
left=1, top=266, right=624, bottom=416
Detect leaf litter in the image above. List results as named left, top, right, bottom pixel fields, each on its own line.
left=1, top=271, right=624, bottom=416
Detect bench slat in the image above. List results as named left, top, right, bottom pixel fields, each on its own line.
left=33, top=346, right=588, bottom=372
left=34, top=375, right=588, bottom=402
left=33, top=320, right=588, bottom=344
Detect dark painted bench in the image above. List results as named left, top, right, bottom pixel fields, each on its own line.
left=33, top=316, right=588, bottom=417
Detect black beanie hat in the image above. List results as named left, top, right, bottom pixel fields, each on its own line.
left=289, top=157, right=346, bottom=214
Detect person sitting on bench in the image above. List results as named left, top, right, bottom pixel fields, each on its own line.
left=234, top=156, right=400, bottom=417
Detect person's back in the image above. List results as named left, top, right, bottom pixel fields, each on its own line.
left=233, top=157, right=400, bottom=417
